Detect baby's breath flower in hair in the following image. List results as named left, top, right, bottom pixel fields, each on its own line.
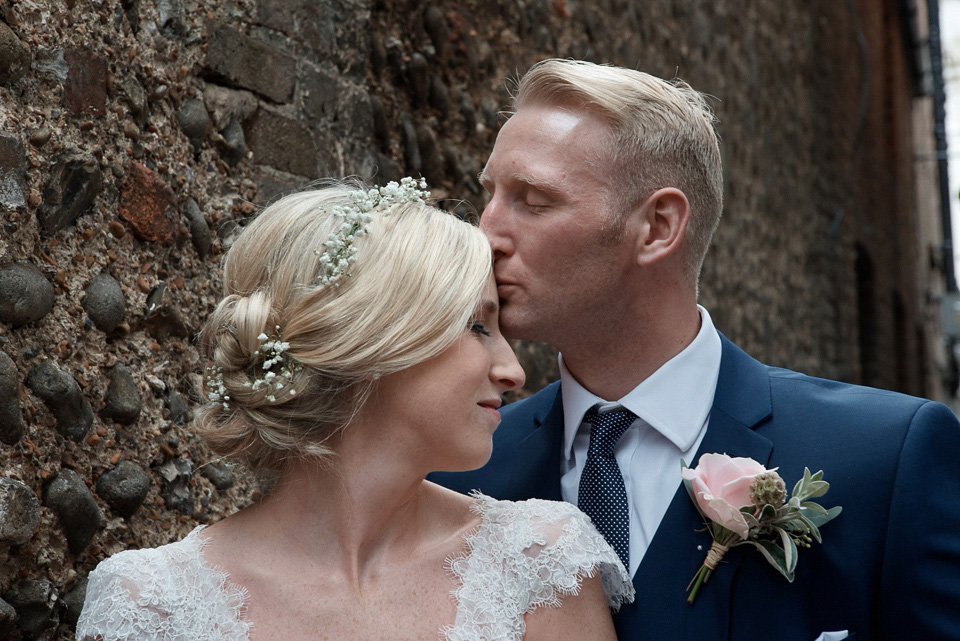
left=315, top=177, right=430, bottom=286
left=205, top=326, right=302, bottom=409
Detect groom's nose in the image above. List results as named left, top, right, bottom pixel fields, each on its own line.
left=480, top=197, right=513, bottom=260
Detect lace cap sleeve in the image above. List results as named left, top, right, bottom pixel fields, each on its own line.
left=444, top=493, right=634, bottom=641
left=500, top=495, right=635, bottom=612
left=75, top=527, right=251, bottom=641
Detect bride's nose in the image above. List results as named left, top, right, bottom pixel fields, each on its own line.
left=491, top=340, right=525, bottom=393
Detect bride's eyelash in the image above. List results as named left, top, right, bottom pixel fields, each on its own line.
left=470, top=321, right=491, bottom=337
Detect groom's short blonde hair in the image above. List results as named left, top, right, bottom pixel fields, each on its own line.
left=513, top=59, right=723, bottom=282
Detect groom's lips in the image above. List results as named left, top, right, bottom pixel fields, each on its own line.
left=495, top=281, right=518, bottom=297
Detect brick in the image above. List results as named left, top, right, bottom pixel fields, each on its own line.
left=203, top=21, right=296, bottom=103
left=118, top=163, right=182, bottom=245
left=63, top=49, right=107, bottom=117
left=244, top=109, right=319, bottom=178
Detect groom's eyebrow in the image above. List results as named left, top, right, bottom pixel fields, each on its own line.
left=477, top=170, right=562, bottom=196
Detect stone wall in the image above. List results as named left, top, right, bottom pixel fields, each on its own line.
left=0, top=0, right=944, bottom=638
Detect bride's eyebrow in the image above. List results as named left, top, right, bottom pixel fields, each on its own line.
left=474, top=299, right=499, bottom=317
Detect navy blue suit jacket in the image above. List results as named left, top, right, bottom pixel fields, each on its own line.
left=433, top=335, right=960, bottom=641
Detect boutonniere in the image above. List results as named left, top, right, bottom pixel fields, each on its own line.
left=680, top=453, right=842, bottom=605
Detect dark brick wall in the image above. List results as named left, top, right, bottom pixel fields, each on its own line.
left=0, top=0, right=944, bottom=638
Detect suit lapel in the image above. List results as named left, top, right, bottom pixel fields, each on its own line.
left=511, top=385, right=565, bottom=501
left=619, top=334, right=776, bottom=640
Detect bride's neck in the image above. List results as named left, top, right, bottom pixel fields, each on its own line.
left=249, top=425, right=436, bottom=580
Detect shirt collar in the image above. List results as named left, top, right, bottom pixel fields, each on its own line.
left=559, top=306, right=722, bottom=460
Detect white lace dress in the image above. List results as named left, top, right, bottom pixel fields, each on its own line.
left=77, top=493, right=635, bottom=641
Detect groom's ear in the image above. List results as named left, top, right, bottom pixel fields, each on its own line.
left=631, top=188, right=691, bottom=268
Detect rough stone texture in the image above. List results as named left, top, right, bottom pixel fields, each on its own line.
left=25, top=361, right=93, bottom=442
left=0, top=597, right=16, bottom=639
left=43, top=469, right=104, bottom=555
left=83, top=273, right=126, bottom=334
left=63, top=49, right=107, bottom=117
left=100, top=364, right=141, bottom=425
left=204, top=21, right=297, bottom=103
left=141, top=282, right=192, bottom=339
left=118, top=163, right=182, bottom=244
left=159, top=458, right=194, bottom=516
left=95, top=461, right=150, bottom=519
left=36, top=154, right=102, bottom=235
left=0, top=262, right=55, bottom=328
left=200, top=462, right=235, bottom=491
left=0, top=132, right=26, bottom=209
left=244, top=109, right=320, bottom=178
left=217, top=118, right=246, bottom=167
left=0, top=478, right=39, bottom=545
left=4, top=579, right=58, bottom=638
left=176, top=98, right=212, bottom=150
left=60, top=577, right=86, bottom=628
left=0, top=350, right=26, bottom=444
left=0, top=20, right=27, bottom=86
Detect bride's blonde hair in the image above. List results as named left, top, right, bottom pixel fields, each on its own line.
left=194, top=181, right=492, bottom=476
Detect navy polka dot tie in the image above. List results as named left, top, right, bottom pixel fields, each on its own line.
left=578, top=406, right=634, bottom=570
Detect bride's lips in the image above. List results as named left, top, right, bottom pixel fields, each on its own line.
left=478, top=399, right=502, bottom=420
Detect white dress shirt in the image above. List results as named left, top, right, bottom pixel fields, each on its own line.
left=559, top=306, right=722, bottom=577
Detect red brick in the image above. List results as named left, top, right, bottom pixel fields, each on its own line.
left=64, top=49, right=107, bottom=117
left=118, top=163, right=182, bottom=245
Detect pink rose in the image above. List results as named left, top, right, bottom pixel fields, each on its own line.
left=681, top=453, right=774, bottom=539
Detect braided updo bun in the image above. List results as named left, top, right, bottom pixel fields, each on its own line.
left=195, top=180, right=491, bottom=476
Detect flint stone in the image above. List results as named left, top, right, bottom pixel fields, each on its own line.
left=0, top=351, right=25, bottom=444
left=142, top=281, right=191, bottom=339
left=200, top=462, right=234, bottom=490
left=118, top=76, right=147, bottom=123
left=416, top=124, right=443, bottom=184
left=407, top=52, right=429, bottom=107
left=0, top=21, right=29, bottom=85
left=25, top=361, right=93, bottom=441
left=3, top=579, right=57, bottom=636
left=204, top=21, right=296, bottom=103
left=202, top=84, right=258, bottom=130
left=160, top=458, right=194, bottom=516
left=217, top=118, right=246, bottom=167
left=182, top=198, right=212, bottom=258
left=176, top=98, right=211, bottom=149
left=100, top=363, right=140, bottom=425
left=60, top=577, right=87, bottom=627
left=83, top=273, right=125, bottom=333
left=244, top=110, right=318, bottom=178
left=118, top=163, right=182, bottom=244
left=458, top=93, right=477, bottom=134
left=96, top=461, right=150, bottom=518
left=423, top=7, right=448, bottom=56
left=64, top=49, right=107, bottom=116
left=0, top=133, right=26, bottom=209
left=370, top=96, right=389, bottom=148
left=36, top=154, right=103, bottom=235
left=165, top=389, right=189, bottom=425
left=429, top=75, right=450, bottom=118
left=0, top=597, right=15, bottom=638
left=399, top=114, right=420, bottom=173
left=0, top=478, right=39, bottom=545
left=0, top=262, right=55, bottom=328
left=44, top=469, right=104, bottom=554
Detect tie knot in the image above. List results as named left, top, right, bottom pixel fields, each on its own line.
left=585, top=408, right=635, bottom=458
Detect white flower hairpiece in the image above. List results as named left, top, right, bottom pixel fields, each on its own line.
left=315, top=176, right=430, bottom=286
left=205, top=326, right=302, bottom=410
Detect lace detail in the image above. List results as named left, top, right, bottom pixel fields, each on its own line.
left=75, top=496, right=633, bottom=641
left=76, top=526, right=252, bottom=641
left=443, top=492, right=634, bottom=641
